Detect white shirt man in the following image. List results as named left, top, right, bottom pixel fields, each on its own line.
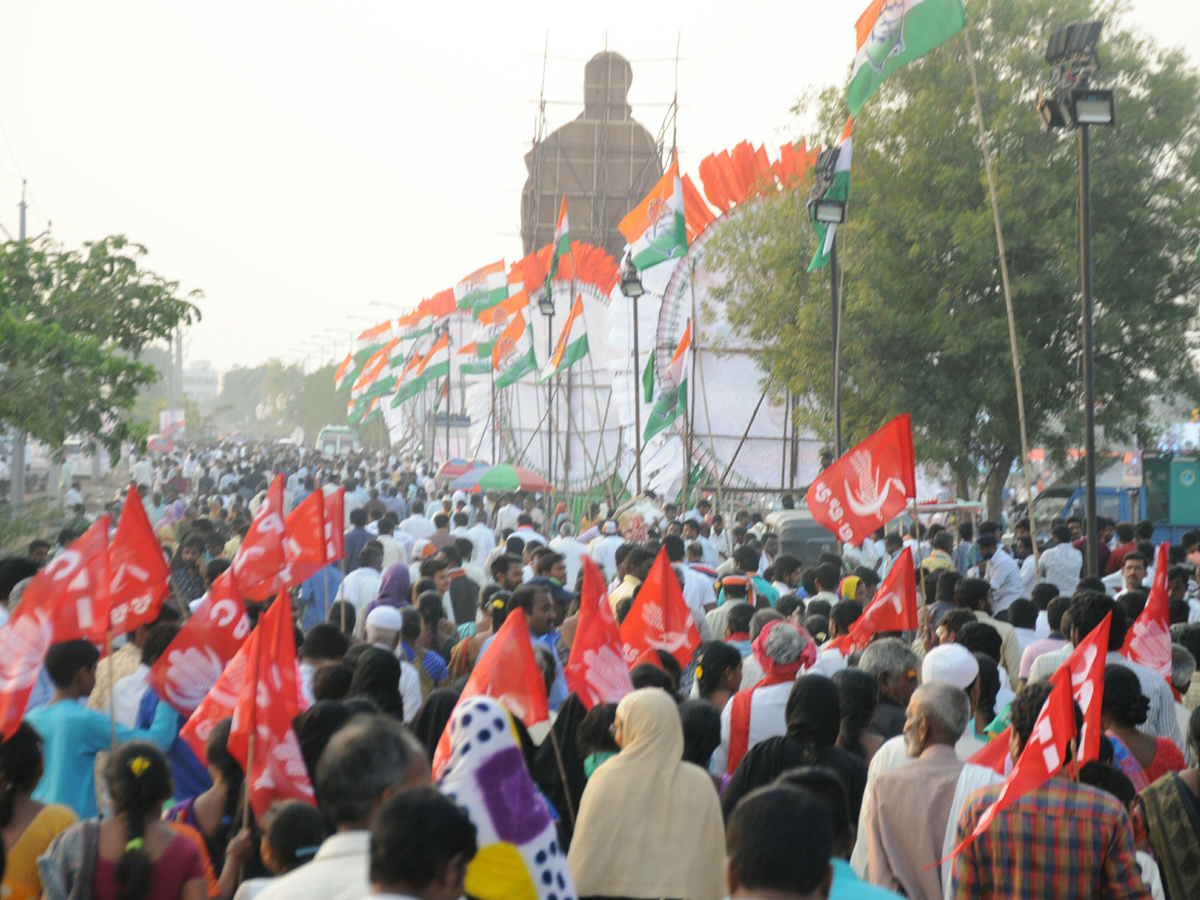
left=335, top=566, right=383, bottom=619
left=376, top=532, right=408, bottom=571
left=497, top=501, right=522, bottom=533
left=676, top=562, right=715, bottom=642
left=710, top=679, right=793, bottom=777
left=131, top=457, right=153, bottom=489
left=398, top=508, right=435, bottom=543
left=110, top=664, right=151, bottom=729
left=1037, top=533, right=1083, bottom=596
left=465, top=520, right=496, bottom=569
left=549, top=527, right=589, bottom=588
left=982, top=545, right=1024, bottom=615
left=588, top=525, right=626, bottom=582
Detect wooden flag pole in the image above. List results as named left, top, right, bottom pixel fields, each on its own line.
left=546, top=726, right=576, bottom=827
left=107, top=628, right=117, bottom=748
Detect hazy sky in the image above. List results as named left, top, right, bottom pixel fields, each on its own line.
left=2, top=1, right=1197, bottom=376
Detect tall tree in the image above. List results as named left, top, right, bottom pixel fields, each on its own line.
left=0, top=235, right=200, bottom=456
left=705, top=0, right=1200, bottom=514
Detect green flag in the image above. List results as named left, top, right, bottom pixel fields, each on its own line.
left=642, top=349, right=656, bottom=404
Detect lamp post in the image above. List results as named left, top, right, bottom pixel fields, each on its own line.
left=620, top=257, right=645, bottom=494
left=808, top=151, right=848, bottom=459
left=1037, top=20, right=1115, bottom=578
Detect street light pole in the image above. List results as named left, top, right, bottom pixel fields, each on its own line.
left=830, top=238, right=843, bottom=459
left=1079, top=122, right=1098, bottom=578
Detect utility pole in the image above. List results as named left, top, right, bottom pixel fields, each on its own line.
left=11, top=183, right=27, bottom=513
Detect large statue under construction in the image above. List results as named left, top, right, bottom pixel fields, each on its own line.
left=522, top=51, right=664, bottom=260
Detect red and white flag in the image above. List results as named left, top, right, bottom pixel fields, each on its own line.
left=1122, top=543, right=1171, bottom=678
left=322, top=486, right=346, bottom=564
left=0, top=518, right=111, bottom=738
left=226, top=591, right=314, bottom=818
left=431, top=608, right=549, bottom=779
left=567, top=556, right=634, bottom=710
left=108, top=488, right=171, bottom=635
left=619, top=548, right=701, bottom=668
left=179, top=636, right=249, bottom=762
left=842, top=551, right=918, bottom=653
left=806, top=414, right=916, bottom=544
left=230, top=474, right=287, bottom=595
left=147, top=570, right=251, bottom=716
left=242, top=488, right=329, bottom=602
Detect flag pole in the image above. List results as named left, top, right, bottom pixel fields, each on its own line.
left=546, top=726, right=576, bottom=827
left=689, top=258, right=725, bottom=516
left=961, top=19, right=1039, bottom=563
left=445, top=326, right=452, bottom=464
left=719, top=390, right=768, bottom=489
left=107, top=628, right=117, bottom=748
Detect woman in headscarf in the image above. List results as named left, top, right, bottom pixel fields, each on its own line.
left=720, top=674, right=868, bottom=822
left=1139, top=706, right=1200, bottom=900
left=437, top=696, right=572, bottom=900
left=568, top=689, right=725, bottom=900
left=291, top=701, right=353, bottom=784
left=410, top=687, right=462, bottom=760
left=359, top=563, right=411, bottom=627
left=345, top=647, right=404, bottom=721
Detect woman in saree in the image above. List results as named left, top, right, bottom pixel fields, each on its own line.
left=1139, top=706, right=1200, bottom=900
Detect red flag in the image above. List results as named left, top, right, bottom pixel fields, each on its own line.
left=230, top=474, right=287, bottom=595
left=242, top=489, right=329, bottom=602
left=967, top=727, right=1013, bottom=776
left=431, top=608, right=549, bottom=779
left=178, top=637, right=249, bottom=761
left=1121, top=543, right=1171, bottom=678
left=0, top=518, right=111, bottom=738
left=146, top=570, right=251, bottom=715
left=1050, top=611, right=1111, bottom=764
left=226, top=591, right=315, bottom=818
left=947, top=672, right=1077, bottom=860
left=842, top=551, right=918, bottom=653
left=108, top=488, right=170, bottom=635
left=806, top=414, right=916, bottom=544
left=323, top=486, right=345, bottom=563
left=619, top=548, right=701, bottom=668
left=566, top=556, right=634, bottom=710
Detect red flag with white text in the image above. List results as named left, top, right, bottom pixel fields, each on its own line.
left=1121, top=543, right=1171, bottom=678
left=230, top=474, right=287, bottom=595
left=431, top=608, right=549, bottom=779
left=0, top=518, right=111, bottom=738
left=242, top=489, right=328, bottom=602
left=1050, top=611, right=1111, bottom=764
left=109, top=488, right=171, bottom=635
left=179, top=637, right=250, bottom=762
left=842, top=551, right=918, bottom=653
left=806, top=414, right=916, bottom=544
left=146, top=569, right=251, bottom=716
left=619, top=548, right=701, bottom=668
left=567, top=556, right=634, bottom=710
left=226, top=591, right=314, bottom=818
left=322, top=486, right=346, bottom=563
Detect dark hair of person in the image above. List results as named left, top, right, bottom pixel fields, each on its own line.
left=327, top=600, right=357, bottom=637
left=775, top=594, right=804, bottom=620
left=953, top=577, right=990, bottom=611
left=205, top=558, right=232, bottom=584
left=576, top=703, right=619, bottom=758
left=204, top=719, right=245, bottom=868
left=679, top=700, right=722, bottom=768
left=417, top=591, right=445, bottom=627
left=44, top=639, right=101, bottom=689
left=800, top=567, right=819, bottom=595
left=1077, top=761, right=1136, bottom=807
left=773, top=765, right=852, bottom=855
left=1030, top=582, right=1059, bottom=611
left=0, top=722, right=43, bottom=826
left=727, top=603, right=756, bottom=635
left=974, top=654, right=1000, bottom=724
left=303, top=624, right=351, bottom=662
left=1011, top=681, right=1055, bottom=752
left=438, top=545, right=463, bottom=568
left=107, top=742, right=174, bottom=900
left=1117, top=590, right=1148, bottom=626
left=1102, top=664, right=1150, bottom=728
left=956, top=622, right=1002, bottom=664
left=1046, top=595, right=1071, bottom=633
left=726, top=785, right=832, bottom=895
left=349, top=508, right=368, bottom=527
left=312, top=663, right=354, bottom=702
left=935, top=570, right=961, bottom=605
left=263, top=799, right=327, bottom=873
left=140, top=624, right=181, bottom=667
left=629, top=663, right=676, bottom=694
left=1069, top=592, right=1128, bottom=650
left=490, top=553, right=522, bottom=581
left=654, top=650, right=683, bottom=692
left=830, top=601, right=863, bottom=635
left=318, top=717, right=422, bottom=828
left=1007, top=598, right=1038, bottom=630
left=803, top=614, right=829, bottom=644
left=806, top=598, right=832, bottom=620
left=696, top=641, right=743, bottom=699
left=369, top=787, right=478, bottom=891
left=831, top=668, right=878, bottom=760
left=815, top=562, right=841, bottom=593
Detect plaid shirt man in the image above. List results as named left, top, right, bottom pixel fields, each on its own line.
left=950, top=773, right=1150, bottom=900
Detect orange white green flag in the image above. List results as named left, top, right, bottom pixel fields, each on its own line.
left=333, top=353, right=355, bottom=391
left=643, top=321, right=691, bottom=442
left=493, top=310, right=538, bottom=389
left=809, top=117, right=853, bottom=272
left=538, top=295, right=589, bottom=383
left=391, top=334, right=449, bottom=406
left=619, top=152, right=687, bottom=271
left=455, top=259, right=507, bottom=318
left=543, top=196, right=570, bottom=298
left=847, top=0, right=965, bottom=115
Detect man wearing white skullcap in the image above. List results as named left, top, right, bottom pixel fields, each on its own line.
left=363, top=606, right=422, bottom=725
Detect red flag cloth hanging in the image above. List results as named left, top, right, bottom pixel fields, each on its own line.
left=431, top=607, right=549, bottom=779
left=806, top=414, right=916, bottom=544
left=946, top=670, right=1077, bottom=862
left=178, top=637, right=250, bottom=762
left=0, top=517, right=111, bottom=738
left=230, top=474, right=287, bottom=595
left=1050, top=611, right=1111, bottom=764
left=242, top=489, right=328, bottom=602
left=619, top=548, right=701, bottom=669
left=146, top=570, right=251, bottom=715
left=108, top=488, right=170, bottom=635
left=322, top=486, right=345, bottom=564
left=1121, top=543, right=1171, bottom=678
left=841, top=551, right=918, bottom=653
left=566, top=556, right=634, bottom=710
left=968, top=727, right=1013, bottom=776
left=226, top=591, right=315, bottom=818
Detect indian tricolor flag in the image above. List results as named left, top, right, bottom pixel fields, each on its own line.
left=643, top=321, right=690, bottom=442
left=389, top=345, right=427, bottom=407
left=809, top=117, right=853, bottom=273
left=539, top=295, right=589, bottom=383
left=455, top=260, right=507, bottom=317
left=457, top=342, right=493, bottom=376
left=333, top=353, right=355, bottom=391
left=544, top=196, right=570, bottom=297
left=351, top=338, right=399, bottom=399
left=847, top=0, right=965, bottom=115
left=391, top=334, right=448, bottom=406
left=476, top=290, right=529, bottom=329
left=619, top=152, right=687, bottom=271
left=493, top=310, right=538, bottom=389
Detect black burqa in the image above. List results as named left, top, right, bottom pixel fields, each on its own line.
left=720, top=674, right=868, bottom=822
left=293, top=701, right=353, bottom=784
left=346, top=647, right=404, bottom=721
left=411, top=687, right=462, bottom=759
left=531, top=693, right=589, bottom=846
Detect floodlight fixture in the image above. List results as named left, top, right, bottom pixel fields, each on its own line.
left=1072, top=89, right=1115, bottom=125
left=619, top=256, right=644, bottom=299
left=537, top=293, right=555, bottom=317
left=1045, top=20, right=1103, bottom=66
left=812, top=198, right=847, bottom=224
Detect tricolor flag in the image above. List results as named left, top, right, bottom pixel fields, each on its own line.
left=455, top=260, right=508, bottom=317
left=538, top=295, right=589, bottom=383
left=350, top=338, right=399, bottom=400
left=333, top=353, right=355, bottom=391
left=493, top=311, right=538, bottom=389
left=643, top=322, right=690, bottom=442
left=809, top=117, right=853, bottom=272
left=456, top=343, right=494, bottom=376
left=847, top=0, right=966, bottom=115
left=543, top=197, right=570, bottom=298
left=476, top=290, right=529, bottom=329
left=391, top=334, right=449, bottom=406
left=619, top=152, right=688, bottom=270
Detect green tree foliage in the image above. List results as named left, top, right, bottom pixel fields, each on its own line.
left=0, top=235, right=201, bottom=456
left=214, top=360, right=350, bottom=445
left=705, top=0, right=1200, bottom=513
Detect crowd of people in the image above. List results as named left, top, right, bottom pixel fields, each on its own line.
left=2, top=442, right=1199, bottom=900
